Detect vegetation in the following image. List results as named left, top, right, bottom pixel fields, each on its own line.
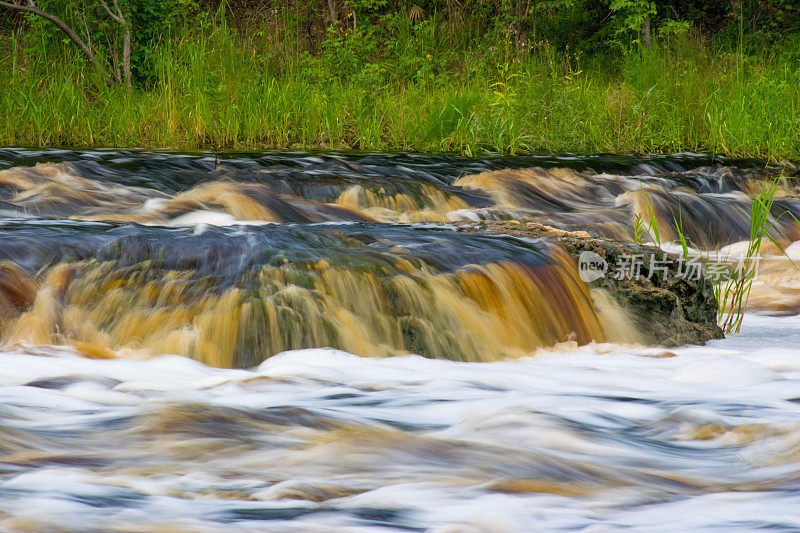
left=0, top=1, right=799, bottom=158
left=639, top=175, right=796, bottom=333
left=714, top=177, right=797, bottom=333
left=635, top=177, right=795, bottom=333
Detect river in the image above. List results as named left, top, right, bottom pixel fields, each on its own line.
left=0, top=149, right=798, bottom=531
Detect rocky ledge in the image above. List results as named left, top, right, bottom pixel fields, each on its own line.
left=448, top=220, right=724, bottom=347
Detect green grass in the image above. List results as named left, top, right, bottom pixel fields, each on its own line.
left=637, top=175, right=793, bottom=333
left=1, top=23, right=799, bottom=159
left=714, top=176, right=797, bottom=333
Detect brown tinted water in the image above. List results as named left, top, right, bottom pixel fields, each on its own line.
left=0, top=149, right=799, bottom=531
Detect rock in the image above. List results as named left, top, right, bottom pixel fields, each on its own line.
left=447, top=221, right=723, bottom=347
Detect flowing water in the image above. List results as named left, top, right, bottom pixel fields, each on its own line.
left=1, top=149, right=799, bottom=531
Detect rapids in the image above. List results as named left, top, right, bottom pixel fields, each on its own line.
left=1, top=149, right=800, bottom=531
left=1, top=316, right=799, bottom=531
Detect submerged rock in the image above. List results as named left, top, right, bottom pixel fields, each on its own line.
left=449, top=221, right=723, bottom=347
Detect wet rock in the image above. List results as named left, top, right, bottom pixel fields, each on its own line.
left=449, top=221, right=724, bottom=347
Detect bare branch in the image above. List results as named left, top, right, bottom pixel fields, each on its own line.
left=0, top=0, right=98, bottom=67
left=98, top=0, right=123, bottom=23
left=98, top=0, right=131, bottom=88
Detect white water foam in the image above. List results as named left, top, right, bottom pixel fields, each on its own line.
left=0, top=315, right=799, bottom=531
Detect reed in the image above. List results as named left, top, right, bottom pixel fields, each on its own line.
left=641, top=187, right=662, bottom=246
left=637, top=177, right=793, bottom=333
left=714, top=177, right=796, bottom=333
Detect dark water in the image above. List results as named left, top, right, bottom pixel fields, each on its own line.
left=0, top=148, right=793, bottom=242
left=0, top=148, right=762, bottom=190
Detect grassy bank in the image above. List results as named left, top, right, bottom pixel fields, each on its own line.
left=1, top=21, right=798, bottom=159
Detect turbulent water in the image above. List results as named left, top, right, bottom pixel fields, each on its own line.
left=1, top=149, right=800, bottom=531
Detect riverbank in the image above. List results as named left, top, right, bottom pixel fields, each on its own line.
left=1, top=26, right=798, bottom=160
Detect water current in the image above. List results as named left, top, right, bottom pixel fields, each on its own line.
left=0, top=149, right=798, bottom=531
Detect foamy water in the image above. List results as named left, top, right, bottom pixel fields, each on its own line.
left=1, top=314, right=799, bottom=532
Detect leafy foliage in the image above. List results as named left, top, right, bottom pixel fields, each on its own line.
left=10, top=0, right=195, bottom=83
left=0, top=0, right=799, bottom=156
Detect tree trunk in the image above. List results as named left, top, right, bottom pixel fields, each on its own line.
left=111, top=34, right=122, bottom=84
left=99, top=0, right=132, bottom=89
left=641, top=14, right=652, bottom=50
left=326, top=0, right=337, bottom=24
left=513, top=0, right=531, bottom=53
left=0, top=1, right=98, bottom=67
left=749, top=0, right=759, bottom=33
left=123, top=26, right=131, bottom=89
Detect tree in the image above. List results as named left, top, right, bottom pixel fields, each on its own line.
left=0, top=0, right=98, bottom=66
left=98, top=0, right=132, bottom=88
left=0, top=0, right=133, bottom=88
left=610, top=0, right=657, bottom=49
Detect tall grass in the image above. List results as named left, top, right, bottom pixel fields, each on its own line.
left=638, top=177, right=794, bottom=333
left=715, top=177, right=796, bottom=333
left=1, top=23, right=799, bottom=158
